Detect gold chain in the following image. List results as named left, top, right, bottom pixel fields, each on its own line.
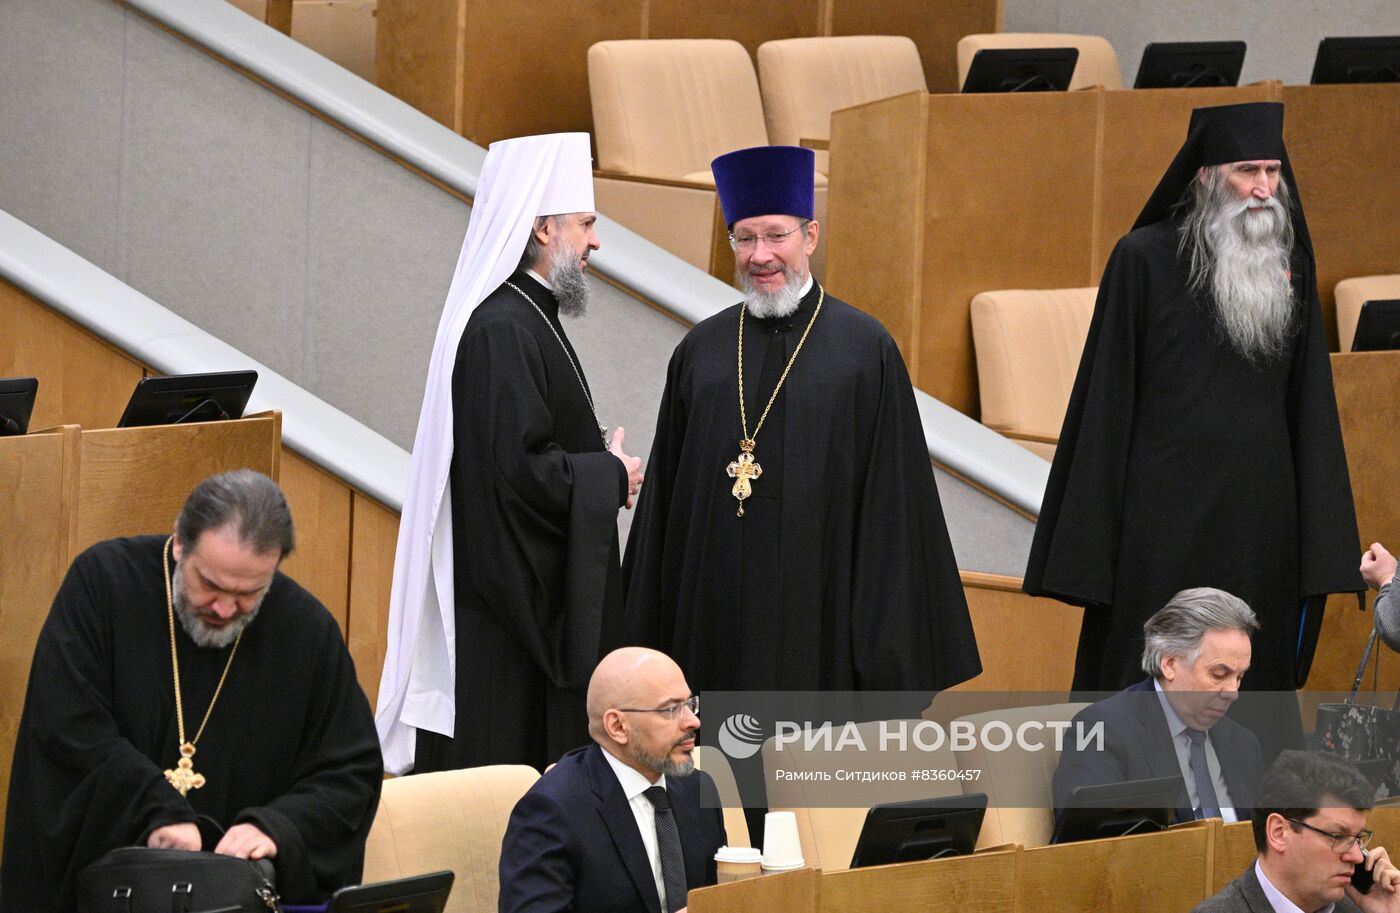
left=738, top=285, right=826, bottom=448
left=164, top=536, right=242, bottom=750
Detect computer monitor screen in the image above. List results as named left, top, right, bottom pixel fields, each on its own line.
left=1352, top=300, right=1400, bottom=351
left=116, top=371, right=258, bottom=428
left=1134, top=41, right=1247, bottom=88
left=962, top=48, right=1079, bottom=93
left=1052, top=775, right=1184, bottom=844
left=0, top=376, right=39, bottom=436
left=849, top=793, right=988, bottom=868
left=325, top=871, right=454, bottom=913
left=1311, top=36, right=1400, bottom=84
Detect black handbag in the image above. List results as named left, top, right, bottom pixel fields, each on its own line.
left=1315, top=626, right=1400, bottom=796
left=76, top=847, right=282, bottom=913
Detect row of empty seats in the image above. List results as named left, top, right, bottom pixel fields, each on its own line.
left=971, top=275, right=1400, bottom=460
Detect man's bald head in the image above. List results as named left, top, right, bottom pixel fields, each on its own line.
left=587, top=647, right=680, bottom=732
left=587, top=647, right=698, bottom=782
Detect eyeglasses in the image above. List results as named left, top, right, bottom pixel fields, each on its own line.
left=619, top=694, right=700, bottom=721
left=728, top=224, right=806, bottom=251
left=1287, top=818, right=1373, bottom=853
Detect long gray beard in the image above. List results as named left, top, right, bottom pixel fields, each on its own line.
left=737, top=264, right=804, bottom=319
left=172, top=566, right=261, bottom=649
left=1180, top=176, right=1296, bottom=364
left=548, top=240, right=590, bottom=318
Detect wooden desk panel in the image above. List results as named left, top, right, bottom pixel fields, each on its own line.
left=279, top=450, right=352, bottom=634
left=1306, top=352, right=1400, bottom=693
left=72, top=415, right=281, bottom=559
left=1284, top=84, right=1400, bottom=351
left=0, top=278, right=146, bottom=431
left=1014, top=825, right=1212, bottom=913
left=1212, top=821, right=1258, bottom=893
left=347, top=492, right=400, bottom=707
left=918, top=90, right=1100, bottom=416
left=689, top=867, right=819, bottom=913
left=0, top=425, right=80, bottom=858
left=821, top=849, right=1016, bottom=913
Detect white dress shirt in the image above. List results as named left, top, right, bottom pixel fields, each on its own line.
left=1153, top=679, right=1238, bottom=822
left=602, top=747, right=669, bottom=913
left=1257, top=859, right=1336, bottom=913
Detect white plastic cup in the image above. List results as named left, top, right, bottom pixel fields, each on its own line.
left=760, top=811, right=805, bottom=871
left=714, top=846, right=763, bottom=883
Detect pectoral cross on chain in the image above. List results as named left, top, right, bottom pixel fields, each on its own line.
left=726, top=441, right=763, bottom=517
left=164, top=742, right=207, bottom=797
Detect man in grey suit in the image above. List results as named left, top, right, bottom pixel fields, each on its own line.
left=1054, top=588, right=1264, bottom=824
left=1194, top=751, right=1400, bottom=913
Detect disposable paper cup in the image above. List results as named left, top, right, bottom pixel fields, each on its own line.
left=714, top=846, right=763, bottom=883
left=760, top=811, right=805, bottom=869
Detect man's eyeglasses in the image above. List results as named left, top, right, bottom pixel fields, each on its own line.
left=1288, top=818, right=1373, bottom=853
left=619, top=695, right=700, bottom=721
left=728, top=224, right=806, bottom=251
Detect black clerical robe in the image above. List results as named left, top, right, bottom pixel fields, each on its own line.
left=1025, top=218, right=1361, bottom=694
left=414, top=271, right=627, bottom=773
left=0, top=536, right=382, bottom=913
left=623, top=283, right=980, bottom=696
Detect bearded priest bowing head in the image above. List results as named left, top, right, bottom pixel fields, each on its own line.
left=623, top=144, right=980, bottom=701
left=1025, top=102, right=1363, bottom=706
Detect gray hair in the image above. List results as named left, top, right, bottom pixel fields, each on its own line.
left=1141, top=587, right=1259, bottom=679
left=518, top=215, right=564, bottom=272
left=1177, top=166, right=1295, bottom=296
left=175, top=469, right=295, bottom=559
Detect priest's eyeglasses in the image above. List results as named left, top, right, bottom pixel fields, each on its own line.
left=728, top=225, right=805, bottom=251
left=619, top=695, right=700, bottom=720
left=1287, top=818, right=1373, bottom=853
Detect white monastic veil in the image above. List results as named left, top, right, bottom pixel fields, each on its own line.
left=375, top=133, right=595, bottom=774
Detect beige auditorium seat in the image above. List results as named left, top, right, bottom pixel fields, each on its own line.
left=757, top=36, right=927, bottom=176
left=363, top=765, right=540, bottom=913
left=970, top=287, right=1097, bottom=460
left=588, top=39, right=771, bottom=274
left=1336, top=275, right=1400, bottom=351
left=956, top=34, right=1123, bottom=91
left=950, top=703, right=1088, bottom=849
left=762, top=720, right=963, bottom=871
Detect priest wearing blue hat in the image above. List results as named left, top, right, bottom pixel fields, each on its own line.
left=623, top=145, right=980, bottom=702
left=1025, top=102, right=1362, bottom=727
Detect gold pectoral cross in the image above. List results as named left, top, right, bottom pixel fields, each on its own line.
left=164, top=742, right=207, bottom=797
left=726, top=441, right=763, bottom=517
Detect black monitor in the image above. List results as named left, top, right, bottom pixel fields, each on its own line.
left=1352, top=300, right=1400, bottom=351
left=962, top=48, right=1079, bottom=93
left=1051, top=775, right=1183, bottom=844
left=116, top=371, right=258, bottom=428
left=1134, top=41, right=1247, bottom=89
left=1312, top=37, right=1400, bottom=84
left=325, top=871, right=454, bottom=913
left=849, top=793, right=988, bottom=868
left=0, top=376, right=39, bottom=436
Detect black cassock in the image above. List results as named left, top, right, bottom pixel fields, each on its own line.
left=1024, top=218, right=1361, bottom=693
left=623, top=283, right=980, bottom=696
left=414, top=271, right=627, bottom=773
left=0, top=536, right=383, bottom=913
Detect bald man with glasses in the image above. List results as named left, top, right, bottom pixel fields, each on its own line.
left=499, top=648, right=726, bottom=913
left=1194, top=751, right=1400, bottom=913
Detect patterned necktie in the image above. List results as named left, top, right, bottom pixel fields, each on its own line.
left=644, top=786, right=687, bottom=913
left=1186, top=728, right=1223, bottom=819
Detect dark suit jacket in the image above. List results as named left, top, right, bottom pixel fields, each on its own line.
left=1193, top=861, right=1364, bottom=912
left=498, top=743, right=727, bottom=913
left=1052, top=679, right=1263, bottom=824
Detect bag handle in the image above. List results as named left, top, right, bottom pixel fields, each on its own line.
left=1348, top=628, right=1380, bottom=705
